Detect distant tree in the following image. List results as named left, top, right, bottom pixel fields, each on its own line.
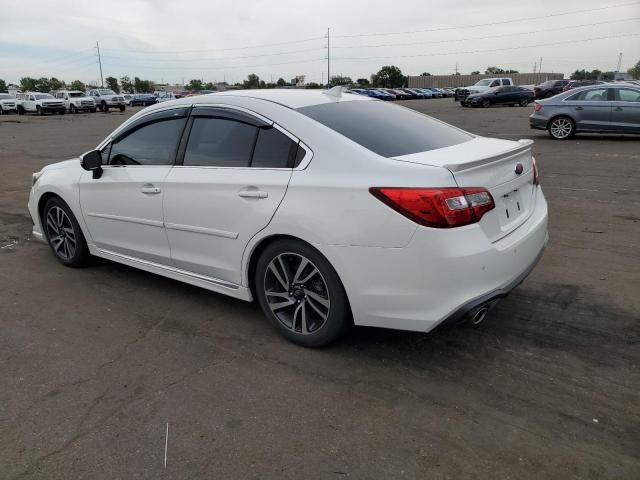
left=20, top=77, right=38, bottom=92
left=420, top=72, right=431, bottom=76
left=105, top=76, right=119, bottom=92
left=259, top=80, right=266, bottom=88
left=356, top=78, right=370, bottom=86
left=35, top=78, right=51, bottom=93
left=120, top=76, right=134, bottom=93
left=49, top=77, right=65, bottom=91
left=69, top=80, right=86, bottom=92
left=204, top=82, right=216, bottom=90
left=629, top=60, right=640, bottom=79
left=187, top=79, right=203, bottom=91
left=329, top=75, right=353, bottom=87
left=571, top=69, right=614, bottom=81
left=601, top=71, right=615, bottom=81
left=133, top=77, right=153, bottom=93
left=485, top=66, right=519, bottom=75
left=470, top=70, right=480, bottom=75
left=243, top=74, right=261, bottom=89
left=371, top=65, right=406, bottom=88
left=265, top=82, right=277, bottom=89
left=454, top=72, right=461, bottom=76
left=276, top=78, right=287, bottom=87
left=305, top=82, right=323, bottom=89
left=0, top=78, right=6, bottom=91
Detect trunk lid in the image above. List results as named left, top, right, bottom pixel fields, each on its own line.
left=392, top=136, right=537, bottom=242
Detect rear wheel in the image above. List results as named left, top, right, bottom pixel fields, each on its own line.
left=482, top=99, right=491, bottom=108
left=548, top=116, right=575, bottom=140
left=42, top=197, right=89, bottom=267
left=119, top=105, right=125, bottom=112
left=255, top=239, right=350, bottom=347
left=519, top=97, right=529, bottom=107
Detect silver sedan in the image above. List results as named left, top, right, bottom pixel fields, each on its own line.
left=529, top=83, right=640, bottom=139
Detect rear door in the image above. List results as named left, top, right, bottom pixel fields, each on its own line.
left=162, top=105, right=303, bottom=285
left=564, top=87, right=612, bottom=131
left=610, top=87, right=640, bottom=132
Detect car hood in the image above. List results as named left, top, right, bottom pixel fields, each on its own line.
left=42, top=158, right=79, bottom=172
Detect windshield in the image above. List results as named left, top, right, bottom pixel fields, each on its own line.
left=68, top=92, right=84, bottom=97
left=297, top=100, right=472, bottom=157
left=0, top=94, right=11, bottom=99
left=474, top=80, right=493, bottom=86
left=98, top=89, right=116, bottom=95
left=35, top=94, right=53, bottom=100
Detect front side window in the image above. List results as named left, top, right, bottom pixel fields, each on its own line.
left=297, top=100, right=472, bottom=158
left=616, top=88, right=640, bottom=102
left=184, top=117, right=257, bottom=167
left=490, top=80, right=499, bottom=87
left=108, top=118, right=186, bottom=166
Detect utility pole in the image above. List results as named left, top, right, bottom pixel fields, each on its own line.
left=95, top=41, right=104, bottom=87
left=455, top=63, right=458, bottom=75
left=538, top=57, right=543, bottom=73
left=616, top=52, right=623, bottom=72
left=325, top=27, right=330, bottom=88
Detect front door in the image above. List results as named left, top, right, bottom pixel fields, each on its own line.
left=163, top=106, right=302, bottom=285
left=79, top=108, right=188, bottom=265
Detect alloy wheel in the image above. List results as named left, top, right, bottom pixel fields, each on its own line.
left=549, top=118, right=573, bottom=139
left=45, top=206, right=76, bottom=261
left=264, top=253, right=331, bottom=335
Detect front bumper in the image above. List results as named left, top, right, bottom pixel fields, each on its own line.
left=41, top=105, right=66, bottom=113
left=324, top=187, right=549, bottom=332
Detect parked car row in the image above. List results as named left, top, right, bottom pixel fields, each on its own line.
left=348, top=87, right=455, bottom=100
left=461, top=86, right=535, bottom=108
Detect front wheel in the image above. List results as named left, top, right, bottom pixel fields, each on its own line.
left=36, top=106, right=44, bottom=116
left=42, top=197, right=90, bottom=267
left=119, top=105, right=125, bottom=112
left=254, top=239, right=351, bottom=347
left=519, top=98, right=529, bottom=107
left=548, top=116, right=575, bottom=140
left=70, top=105, right=77, bottom=114
left=482, top=99, right=491, bottom=108
left=101, top=101, right=108, bottom=112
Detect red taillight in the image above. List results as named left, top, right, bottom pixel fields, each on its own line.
left=532, top=157, right=540, bottom=185
left=534, top=102, right=542, bottom=112
left=369, top=187, right=495, bottom=228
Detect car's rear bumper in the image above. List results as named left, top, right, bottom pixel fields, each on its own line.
left=529, top=114, right=548, bottom=130
left=324, top=187, right=549, bottom=332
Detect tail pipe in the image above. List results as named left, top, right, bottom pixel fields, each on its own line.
left=468, top=305, right=490, bottom=325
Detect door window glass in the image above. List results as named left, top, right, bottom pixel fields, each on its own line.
left=568, top=88, right=608, bottom=101
left=109, top=118, right=186, bottom=166
left=251, top=127, right=297, bottom=168
left=184, top=117, right=257, bottom=167
left=617, top=89, right=640, bottom=102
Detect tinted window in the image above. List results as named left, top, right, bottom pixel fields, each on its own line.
left=184, top=117, right=257, bottom=167
left=251, top=127, right=297, bottom=168
left=490, top=80, right=499, bottom=87
left=568, top=88, right=608, bottom=101
left=297, top=101, right=472, bottom=157
left=502, top=79, right=512, bottom=85
left=617, top=89, right=640, bottom=102
left=109, top=118, right=186, bottom=166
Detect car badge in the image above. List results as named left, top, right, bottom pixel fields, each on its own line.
left=515, top=163, right=524, bottom=175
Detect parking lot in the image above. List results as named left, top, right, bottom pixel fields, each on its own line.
left=0, top=99, right=638, bottom=479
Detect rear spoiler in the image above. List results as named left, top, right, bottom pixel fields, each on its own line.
left=443, top=139, right=534, bottom=172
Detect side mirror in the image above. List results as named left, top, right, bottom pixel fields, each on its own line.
left=81, top=150, right=103, bottom=179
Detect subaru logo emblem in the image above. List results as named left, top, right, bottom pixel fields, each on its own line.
left=515, top=163, right=524, bottom=175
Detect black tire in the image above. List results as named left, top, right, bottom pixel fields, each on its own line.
left=42, top=197, right=90, bottom=267
left=18, top=106, right=25, bottom=115
left=519, top=98, right=529, bottom=107
left=0, top=106, right=4, bottom=115
left=481, top=99, right=491, bottom=108
left=90, top=108, right=97, bottom=113
left=119, top=105, right=125, bottom=112
left=548, top=116, right=576, bottom=140
left=37, top=106, right=44, bottom=116
left=101, top=101, right=108, bottom=112
left=254, top=239, right=351, bottom=347
left=70, top=105, right=77, bottom=114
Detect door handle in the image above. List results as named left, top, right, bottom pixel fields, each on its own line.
left=238, top=189, right=268, bottom=199
left=614, top=107, right=623, bottom=111
left=140, top=185, right=161, bottom=194
left=575, top=106, right=584, bottom=110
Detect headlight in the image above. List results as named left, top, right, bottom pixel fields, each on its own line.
left=32, top=171, right=43, bottom=186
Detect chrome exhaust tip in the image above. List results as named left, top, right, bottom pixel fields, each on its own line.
left=469, top=306, right=489, bottom=325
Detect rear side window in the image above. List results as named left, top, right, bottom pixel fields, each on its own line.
left=297, top=101, right=472, bottom=157
left=567, top=88, right=609, bottom=101
left=184, top=117, right=257, bottom=167
left=616, top=88, right=640, bottom=102
left=251, top=127, right=298, bottom=168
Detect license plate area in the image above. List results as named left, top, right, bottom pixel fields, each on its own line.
left=501, top=189, right=524, bottom=224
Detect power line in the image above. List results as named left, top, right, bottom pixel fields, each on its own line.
left=332, top=17, right=640, bottom=49
left=333, top=1, right=640, bottom=38
left=333, top=33, right=640, bottom=61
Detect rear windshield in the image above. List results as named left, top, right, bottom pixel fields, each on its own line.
left=297, top=100, right=472, bottom=157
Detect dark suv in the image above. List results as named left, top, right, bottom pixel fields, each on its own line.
left=534, top=79, right=570, bottom=99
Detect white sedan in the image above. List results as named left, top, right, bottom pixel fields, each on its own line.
left=28, top=88, right=548, bottom=347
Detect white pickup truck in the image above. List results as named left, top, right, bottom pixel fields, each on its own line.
left=88, top=88, right=126, bottom=112
left=0, top=93, right=18, bottom=114
left=53, top=90, right=96, bottom=113
left=454, top=78, right=514, bottom=101
left=16, top=92, right=66, bottom=115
